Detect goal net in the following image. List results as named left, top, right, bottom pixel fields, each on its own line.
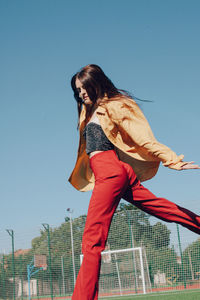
left=80, top=246, right=152, bottom=297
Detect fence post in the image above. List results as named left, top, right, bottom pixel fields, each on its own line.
left=6, top=229, right=15, bottom=300
left=126, top=210, right=138, bottom=293
left=61, top=255, right=66, bottom=295
left=188, top=249, right=194, bottom=280
left=20, top=255, right=24, bottom=300
left=42, top=224, right=53, bottom=300
left=176, top=224, right=186, bottom=288
left=1, top=255, right=6, bottom=299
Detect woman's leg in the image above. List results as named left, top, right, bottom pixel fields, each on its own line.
left=72, top=151, right=130, bottom=300
left=122, top=163, right=200, bottom=234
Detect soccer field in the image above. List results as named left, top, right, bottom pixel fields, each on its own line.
left=101, top=289, right=200, bottom=300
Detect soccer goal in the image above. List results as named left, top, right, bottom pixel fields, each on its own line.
left=80, top=247, right=152, bottom=296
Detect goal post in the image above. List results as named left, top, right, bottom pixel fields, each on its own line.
left=80, top=247, right=150, bottom=296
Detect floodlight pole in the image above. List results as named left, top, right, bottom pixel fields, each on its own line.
left=67, top=208, right=76, bottom=287
left=42, top=223, right=53, bottom=300
left=6, top=229, right=15, bottom=300
left=61, top=255, right=66, bottom=295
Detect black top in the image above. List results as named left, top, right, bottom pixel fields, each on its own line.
left=83, top=122, right=114, bottom=155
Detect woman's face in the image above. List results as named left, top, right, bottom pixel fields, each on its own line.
left=75, top=78, right=93, bottom=106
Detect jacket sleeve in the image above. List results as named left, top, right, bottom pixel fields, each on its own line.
left=109, top=100, right=185, bottom=170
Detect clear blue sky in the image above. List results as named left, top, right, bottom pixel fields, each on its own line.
left=1, top=0, right=200, bottom=253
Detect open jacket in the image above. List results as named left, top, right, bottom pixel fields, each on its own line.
left=68, top=96, right=185, bottom=192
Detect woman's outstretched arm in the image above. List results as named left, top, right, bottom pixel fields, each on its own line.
left=108, top=99, right=200, bottom=171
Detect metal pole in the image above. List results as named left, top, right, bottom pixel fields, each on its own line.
left=27, top=259, right=44, bottom=300
left=61, top=255, right=66, bottom=295
left=42, top=224, right=53, bottom=300
left=6, top=229, right=15, bottom=300
left=176, top=224, right=186, bottom=288
left=114, top=253, right=122, bottom=296
left=130, top=224, right=139, bottom=290
left=2, top=255, right=6, bottom=299
left=20, top=256, right=23, bottom=300
left=27, top=264, right=31, bottom=300
left=188, top=249, right=194, bottom=281
left=67, top=208, right=76, bottom=287
left=142, top=244, right=152, bottom=292
left=126, top=211, right=138, bottom=293
left=139, top=247, right=146, bottom=294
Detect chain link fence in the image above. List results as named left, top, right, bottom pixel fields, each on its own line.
left=1, top=207, right=200, bottom=299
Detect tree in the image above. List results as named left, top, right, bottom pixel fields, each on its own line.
left=182, top=238, right=200, bottom=281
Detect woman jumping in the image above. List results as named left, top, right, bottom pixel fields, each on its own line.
left=68, top=64, right=200, bottom=300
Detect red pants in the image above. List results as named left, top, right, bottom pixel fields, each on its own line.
left=72, top=150, right=200, bottom=300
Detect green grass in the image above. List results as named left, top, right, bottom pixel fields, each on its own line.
left=101, top=289, right=200, bottom=300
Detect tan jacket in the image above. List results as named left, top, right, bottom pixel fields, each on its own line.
left=68, top=97, right=185, bottom=191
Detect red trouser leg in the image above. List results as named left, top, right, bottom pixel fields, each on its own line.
left=72, top=151, right=200, bottom=299
left=71, top=151, right=133, bottom=300
left=122, top=162, right=200, bottom=235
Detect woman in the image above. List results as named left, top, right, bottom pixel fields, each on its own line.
left=68, top=64, right=200, bottom=300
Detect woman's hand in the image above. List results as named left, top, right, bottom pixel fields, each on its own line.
left=180, top=161, right=200, bottom=170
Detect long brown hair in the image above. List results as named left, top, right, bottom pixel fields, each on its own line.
left=71, top=64, right=131, bottom=120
